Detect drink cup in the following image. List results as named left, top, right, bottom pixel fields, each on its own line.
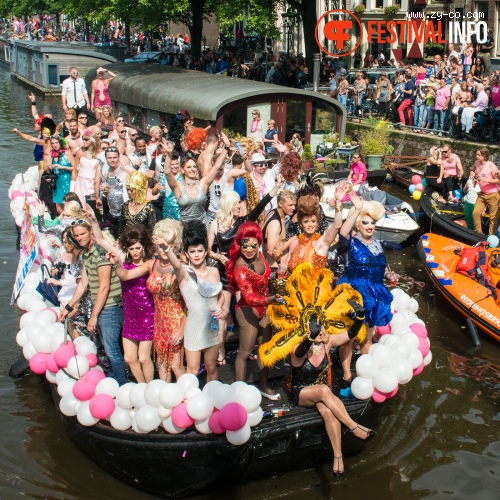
left=389, top=272, right=399, bottom=286
left=165, top=140, right=174, bottom=153
left=277, top=263, right=286, bottom=279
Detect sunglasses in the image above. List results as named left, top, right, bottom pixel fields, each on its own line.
left=360, top=220, right=375, bottom=226
left=214, top=184, right=221, bottom=197
left=118, top=130, right=127, bottom=134
left=116, top=119, right=124, bottom=123
left=70, top=219, right=91, bottom=227
left=129, top=133, right=138, bottom=137
left=126, top=187, right=135, bottom=191
left=442, top=150, right=449, bottom=153
left=105, top=147, right=119, bottom=153
left=254, top=163, right=266, bottom=167
left=79, top=117, right=88, bottom=120
left=240, top=243, right=258, bottom=250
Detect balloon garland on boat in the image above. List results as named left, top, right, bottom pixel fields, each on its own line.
left=408, top=174, right=425, bottom=201
left=350, top=287, right=432, bottom=402
left=9, top=166, right=432, bottom=442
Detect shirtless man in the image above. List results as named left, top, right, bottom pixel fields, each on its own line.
left=262, top=190, right=296, bottom=269
left=66, top=119, right=83, bottom=155
left=197, top=133, right=220, bottom=177
left=116, top=139, right=132, bottom=168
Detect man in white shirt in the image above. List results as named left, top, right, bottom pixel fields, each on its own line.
left=61, top=67, right=90, bottom=114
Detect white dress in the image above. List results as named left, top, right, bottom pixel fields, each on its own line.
left=180, top=277, right=219, bottom=351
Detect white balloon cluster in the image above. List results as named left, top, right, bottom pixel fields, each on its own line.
left=9, top=166, right=40, bottom=227
left=16, top=301, right=263, bottom=444
left=351, top=288, right=432, bottom=403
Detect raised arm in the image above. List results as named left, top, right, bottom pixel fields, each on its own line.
left=200, top=149, right=228, bottom=192
left=317, top=182, right=348, bottom=253
left=108, top=252, right=153, bottom=281
left=12, top=128, right=44, bottom=145
left=152, top=236, right=189, bottom=286
left=163, top=146, right=183, bottom=199
left=28, top=93, right=40, bottom=120
left=247, top=174, right=284, bottom=222
left=340, top=191, right=364, bottom=238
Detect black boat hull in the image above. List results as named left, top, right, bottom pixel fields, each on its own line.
left=419, top=189, right=484, bottom=245
left=50, top=384, right=383, bottom=498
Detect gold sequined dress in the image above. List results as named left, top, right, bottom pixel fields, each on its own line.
left=287, top=233, right=327, bottom=273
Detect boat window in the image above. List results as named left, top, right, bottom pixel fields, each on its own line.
left=311, top=100, right=338, bottom=152
left=129, top=105, right=143, bottom=131
left=145, top=109, right=160, bottom=132
left=285, top=100, right=306, bottom=142
left=116, top=103, right=128, bottom=122
left=222, top=107, right=246, bottom=137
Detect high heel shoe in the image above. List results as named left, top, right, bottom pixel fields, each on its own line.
left=332, top=455, right=344, bottom=479
left=349, top=424, right=376, bottom=441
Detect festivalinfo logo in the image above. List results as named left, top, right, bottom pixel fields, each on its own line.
left=315, top=9, right=488, bottom=57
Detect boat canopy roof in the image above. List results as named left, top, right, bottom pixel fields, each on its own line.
left=95, top=63, right=346, bottom=122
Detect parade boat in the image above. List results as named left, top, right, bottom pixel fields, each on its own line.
left=416, top=233, right=500, bottom=344
left=387, top=165, right=425, bottom=189
left=419, top=189, right=485, bottom=246
left=49, top=369, right=381, bottom=499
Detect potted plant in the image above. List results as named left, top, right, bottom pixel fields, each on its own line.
left=353, top=4, right=366, bottom=15
left=302, top=144, right=315, bottom=170
left=323, top=131, right=339, bottom=149
left=359, top=117, right=394, bottom=170
left=343, top=135, right=352, bottom=147
left=384, top=5, right=400, bottom=16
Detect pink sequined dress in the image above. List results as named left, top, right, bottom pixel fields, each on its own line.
left=121, top=262, right=154, bottom=341
left=74, top=156, right=99, bottom=203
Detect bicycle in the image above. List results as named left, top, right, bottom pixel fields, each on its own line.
left=361, top=99, right=380, bottom=119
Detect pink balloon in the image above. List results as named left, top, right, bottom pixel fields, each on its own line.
left=413, top=362, right=425, bottom=376
left=418, top=337, right=430, bottom=357
left=86, top=353, right=98, bottom=368
left=219, top=402, right=247, bottom=431
left=376, top=324, right=391, bottom=336
left=372, top=389, right=387, bottom=404
left=10, top=190, right=23, bottom=200
left=410, top=323, right=428, bottom=338
left=208, top=409, right=225, bottom=434
left=54, top=343, right=76, bottom=368
left=73, top=378, right=97, bottom=401
left=385, top=386, right=399, bottom=398
left=89, top=394, right=115, bottom=420
left=171, top=402, right=194, bottom=429
left=82, top=370, right=106, bottom=384
left=415, top=183, right=424, bottom=192
left=411, top=175, right=422, bottom=185
left=46, top=353, right=59, bottom=373
left=42, top=307, right=59, bottom=320
left=29, top=352, right=50, bottom=375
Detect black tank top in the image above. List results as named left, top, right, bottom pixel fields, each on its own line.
left=262, top=209, right=283, bottom=245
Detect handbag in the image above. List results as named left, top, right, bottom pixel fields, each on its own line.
left=35, top=264, right=61, bottom=306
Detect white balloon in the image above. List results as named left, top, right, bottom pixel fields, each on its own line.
left=212, top=384, right=235, bottom=410
left=26, top=300, right=48, bottom=314
left=389, top=314, right=407, bottom=329
left=384, top=335, right=401, bottom=348
left=378, top=335, right=389, bottom=345
left=390, top=339, right=411, bottom=359
left=409, top=298, right=419, bottom=313
left=247, top=407, right=264, bottom=427
left=130, top=383, right=147, bottom=408
left=77, top=401, right=99, bottom=426
left=350, top=376, right=374, bottom=400
left=66, top=355, right=90, bottom=379
left=234, top=385, right=261, bottom=413
left=186, top=387, right=202, bottom=399
left=372, top=344, right=394, bottom=368
left=390, top=288, right=406, bottom=297
left=389, top=357, right=413, bottom=384
left=56, top=369, right=71, bottom=385
left=356, top=354, right=380, bottom=379
left=131, top=415, right=148, bottom=434
left=159, top=383, right=184, bottom=409
left=73, top=336, right=89, bottom=346
left=20, top=312, right=39, bottom=329
left=426, top=337, right=431, bottom=346
left=37, top=310, right=57, bottom=326
left=23, top=341, right=37, bottom=360
left=392, top=294, right=412, bottom=312
left=59, top=393, right=80, bottom=416
left=57, top=378, right=76, bottom=397
left=176, top=373, right=199, bottom=395
left=390, top=324, right=413, bottom=337
left=162, top=416, right=184, bottom=434
left=195, top=417, right=213, bottom=434
left=16, top=295, right=28, bottom=311
left=368, top=343, right=380, bottom=355
left=423, top=350, right=433, bottom=366
left=397, top=310, right=418, bottom=322
left=412, top=318, right=425, bottom=327
left=50, top=330, right=67, bottom=352
left=186, top=393, right=214, bottom=421
left=230, top=381, right=248, bottom=394
left=16, top=329, right=28, bottom=347
left=32, top=331, right=53, bottom=353
left=202, top=380, right=223, bottom=399
left=95, top=377, right=120, bottom=398
left=76, top=340, right=97, bottom=357
left=144, top=379, right=167, bottom=408
left=408, top=348, right=424, bottom=369
left=135, top=405, right=162, bottom=432
left=110, top=407, right=132, bottom=430
left=158, top=406, right=172, bottom=419
left=46, top=369, right=58, bottom=383
left=226, top=423, right=251, bottom=445
left=116, top=383, right=135, bottom=410
left=373, top=367, right=399, bottom=393
left=400, top=332, right=420, bottom=350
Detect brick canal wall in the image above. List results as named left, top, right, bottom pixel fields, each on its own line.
left=346, top=122, right=500, bottom=175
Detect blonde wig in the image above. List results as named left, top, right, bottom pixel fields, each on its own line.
left=126, top=171, right=148, bottom=205
left=63, top=200, right=82, bottom=219
left=216, top=191, right=241, bottom=233
left=153, top=218, right=183, bottom=248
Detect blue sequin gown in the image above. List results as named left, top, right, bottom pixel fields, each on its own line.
left=52, top=152, right=72, bottom=204
left=337, top=234, right=393, bottom=328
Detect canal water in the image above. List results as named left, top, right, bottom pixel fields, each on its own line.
left=0, top=68, right=498, bottom=500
